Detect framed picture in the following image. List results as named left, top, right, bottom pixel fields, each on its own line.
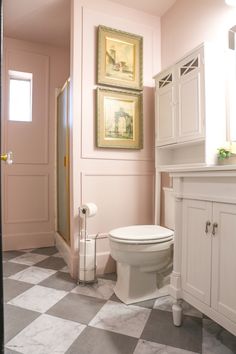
left=97, top=88, right=143, bottom=149
left=97, top=25, right=143, bottom=90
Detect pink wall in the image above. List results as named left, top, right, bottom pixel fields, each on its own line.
left=69, top=0, right=161, bottom=277
left=161, top=0, right=236, bottom=68
left=3, top=37, right=70, bottom=250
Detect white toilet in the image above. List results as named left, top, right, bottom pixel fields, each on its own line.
left=109, top=224, right=174, bottom=304
left=109, top=187, right=175, bottom=304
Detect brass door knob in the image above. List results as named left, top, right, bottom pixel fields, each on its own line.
left=1, top=151, right=13, bottom=164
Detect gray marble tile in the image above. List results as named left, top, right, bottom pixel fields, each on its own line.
left=89, top=300, right=151, bottom=338
left=3, top=251, right=25, bottom=261
left=39, top=271, right=76, bottom=291
left=9, top=253, right=48, bottom=266
left=8, top=285, right=68, bottom=313
left=6, top=314, right=86, bottom=354
left=134, top=339, right=199, bottom=354
left=47, top=292, right=106, bottom=324
left=35, top=256, right=66, bottom=270
left=3, top=262, right=29, bottom=277
left=3, top=278, right=33, bottom=302
left=141, top=309, right=202, bottom=353
left=31, top=247, right=58, bottom=256
left=9, top=266, right=57, bottom=284
left=66, top=326, right=138, bottom=354
left=153, top=296, right=202, bottom=318
left=4, top=304, right=40, bottom=342
left=202, top=318, right=236, bottom=354
left=72, top=278, right=115, bottom=300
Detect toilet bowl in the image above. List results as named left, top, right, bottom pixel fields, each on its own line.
left=109, top=225, right=174, bottom=304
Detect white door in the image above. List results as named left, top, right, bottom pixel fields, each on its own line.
left=177, top=51, right=205, bottom=143
left=211, top=203, right=236, bottom=323
left=182, top=199, right=212, bottom=305
left=155, top=70, right=176, bottom=146
left=2, top=44, right=54, bottom=250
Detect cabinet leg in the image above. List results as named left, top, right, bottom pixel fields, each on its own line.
left=172, top=301, right=182, bottom=326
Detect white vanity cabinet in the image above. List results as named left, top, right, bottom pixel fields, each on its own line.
left=154, top=43, right=229, bottom=167
left=168, top=166, right=236, bottom=336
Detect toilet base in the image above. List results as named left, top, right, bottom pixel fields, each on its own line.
left=114, top=262, right=160, bottom=304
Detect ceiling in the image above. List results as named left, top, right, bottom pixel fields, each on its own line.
left=3, top=0, right=176, bottom=48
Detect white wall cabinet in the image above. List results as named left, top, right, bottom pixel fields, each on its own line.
left=154, top=43, right=233, bottom=168
left=177, top=51, right=205, bottom=143
left=155, top=69, right=176, bottom=145
left=168, top=167, right=236, bottom=336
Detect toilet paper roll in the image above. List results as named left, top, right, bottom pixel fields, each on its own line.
left=80, top=203, right=98, bottom=217
left=79, top=238, right=96, bottom=282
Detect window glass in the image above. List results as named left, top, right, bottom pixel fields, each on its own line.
left=9, top=71, right=32, bottom=122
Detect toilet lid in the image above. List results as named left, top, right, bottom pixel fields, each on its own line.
left=109, top=225, right=174, bottom=243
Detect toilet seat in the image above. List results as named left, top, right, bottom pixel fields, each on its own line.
left=109, top=225, right=174, bottom=244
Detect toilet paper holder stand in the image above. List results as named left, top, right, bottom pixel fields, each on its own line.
left=78, top=206, right=98, bottom=285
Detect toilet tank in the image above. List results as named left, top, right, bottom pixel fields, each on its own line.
left=163, top=187, right=175, bottom=230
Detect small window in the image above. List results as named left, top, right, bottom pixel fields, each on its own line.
left=9, top=70, right=33, bottom=122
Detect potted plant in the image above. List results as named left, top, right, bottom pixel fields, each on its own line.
left=217, top=147, right=236, bottom=165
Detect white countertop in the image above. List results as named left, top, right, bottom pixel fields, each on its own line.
left=157, top=163, right=236, bottom=173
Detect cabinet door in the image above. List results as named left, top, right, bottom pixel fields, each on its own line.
left=177, top=51, right=205, bottom=143
left=211, top=203, right=236, bottom=323
left=182, top=199, right=212, bottom=304
left=155, top=71, right=176, bottom=146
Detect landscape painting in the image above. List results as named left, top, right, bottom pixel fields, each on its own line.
left=98, top=26, right=143, bottom=90
left=97, top=88, right=143, bottom=149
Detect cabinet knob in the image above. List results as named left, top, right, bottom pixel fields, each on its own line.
left=205, top=220, right=211, bottom=234
left=212, top=222, right=218, bottom=236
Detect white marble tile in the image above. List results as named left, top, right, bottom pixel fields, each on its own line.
left=9, top=266, right=56, bottom=284
left=89, top=300, right=151, bottom=338
left=72, top=278, right=115, bottom=300
left=202, top=319, right=235, bottom=354
left=9, top=253, right=48, bottom=266
left=153, top=295, right=174, bottom=311
left=134, top=339, right=199, bottom=354
left=8, top=285, right=68, bottom=313
left=52, top=252, right=63, bottom=258
left=153, top=296, right=202, bottom=318
left=6, top=313, right=85, bottom=354
left=60, top=266, right=69, bottom=273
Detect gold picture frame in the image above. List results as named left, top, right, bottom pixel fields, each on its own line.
left=97, top=25, right=143, bottom=90
left=97, top=88, right=143, bottom=149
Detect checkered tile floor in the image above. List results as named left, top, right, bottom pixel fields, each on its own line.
left=3, top=247, right=236, bottom=354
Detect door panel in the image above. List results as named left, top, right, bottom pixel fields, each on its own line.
left=211, top=203, right=236, bottom=323
left=182, top=199, right=212, bottom=305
